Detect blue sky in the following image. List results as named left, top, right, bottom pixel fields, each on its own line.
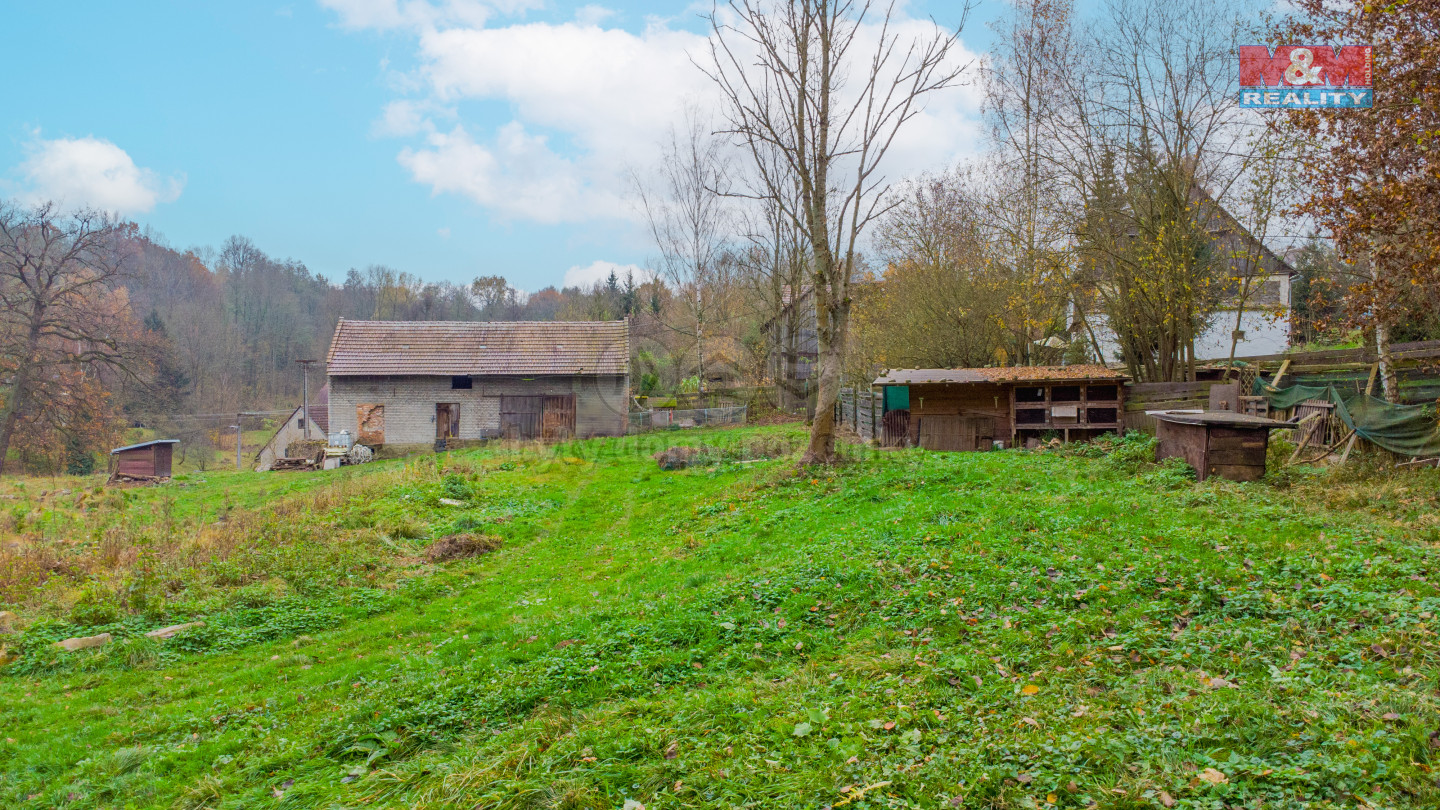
left=0, top=1, right=993, bottom=291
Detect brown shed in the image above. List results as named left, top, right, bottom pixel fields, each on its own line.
left=873, top=365, right=1129, bottom=451
left=1153, top=412, right=1293, bottom=482
left=110, top=439, right=177, bottom=479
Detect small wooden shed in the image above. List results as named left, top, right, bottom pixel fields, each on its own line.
left=872, top=365, right=1129, bottom=451
left=110, top=439, right=177, bottom=479
left=1153, top=412, right=1292, bottom=482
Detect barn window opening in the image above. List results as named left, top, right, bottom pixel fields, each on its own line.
left=1015, top=408, right=1046, bottom=424
left=1087, top=407, right=1118, bottom=424
left=451, top=376, right=473, bottom=390
left=1087, top=384, right=1118, bottom=401
left=1051, top=385, right=1082, bottom=402
left=1015, top=386, right=1046, bottom=403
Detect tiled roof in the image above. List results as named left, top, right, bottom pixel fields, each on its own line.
left=326, top=320, right=630, bottom=377
left=874, top=365, right=1128, bottom=386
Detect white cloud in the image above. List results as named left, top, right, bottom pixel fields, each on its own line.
left=15, top=135, right=183, bottom=215
left=574, top=4, right=616, bottom=26
left=399, top=122, right=627, bottom=223
left=331, top=6, right=985, bottom=225
left=373, top=99, right=454, bottom=136
left=562, top=259, right=651, bottom=289
left=318, top=0, right=531, bottom=31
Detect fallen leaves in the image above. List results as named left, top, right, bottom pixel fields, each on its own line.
left=1197, top=767, right=1228, bottom=785
left=1021, top=683, right=1041, bottom=695
left=1158, top=790, right=1176, bottom=807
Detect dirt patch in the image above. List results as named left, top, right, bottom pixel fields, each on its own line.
left=425, top=533, right=503, bottom=562
left=653, top=446, right=712, bottom=470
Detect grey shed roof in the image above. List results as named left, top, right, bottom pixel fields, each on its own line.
left=326, top=319, right=630, bottom=377
left=1152, top=411, right=1295, bottom=429
left=874, top=365, right=1128, bottom=386
left=111, top=439, right=178, bottom=454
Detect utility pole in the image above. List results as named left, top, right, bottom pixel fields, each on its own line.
left=232, top=420, right=242, bottom=470
left=296, top=359, right=318, bottom=439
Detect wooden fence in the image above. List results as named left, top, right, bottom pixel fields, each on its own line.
left=835, top=388, right=883, bottom=441
left=1123, top=381, right=1215, bottom=432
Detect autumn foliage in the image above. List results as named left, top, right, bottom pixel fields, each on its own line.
left=1276, top=1, right=1440, bottom=367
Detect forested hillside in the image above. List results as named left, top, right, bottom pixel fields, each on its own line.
left=123, top=232, right=651, bottom=418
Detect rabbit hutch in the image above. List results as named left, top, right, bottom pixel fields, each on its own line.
left=872, top=365, right=1130, bottom=451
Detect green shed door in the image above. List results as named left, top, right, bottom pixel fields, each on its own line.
left=884, top=385, right=910, bottom=412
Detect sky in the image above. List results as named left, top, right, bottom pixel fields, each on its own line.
left=0, top=1, right=997, bottom=292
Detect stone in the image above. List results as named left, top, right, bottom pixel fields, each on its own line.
left=55, top=633, right=112, bottom=651
left=0, top=610, right=17, bottom=633
left=145, top=621, right=205, bottom=640
left=438, top=498, right=466, bottom=507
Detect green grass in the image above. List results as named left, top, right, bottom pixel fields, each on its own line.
left=2, top=426, right=1438, bottom=809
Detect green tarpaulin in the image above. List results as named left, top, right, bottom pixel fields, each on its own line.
left=1253, top=380, right=1440, bottom=458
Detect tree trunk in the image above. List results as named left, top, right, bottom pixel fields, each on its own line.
left=0, top=361, right=34, bottom=477
left=782, top=306, right=800, bottom=411
left=804, top=325, right=843, bottom=464
left=1375, top=319, right=1397, bottom=402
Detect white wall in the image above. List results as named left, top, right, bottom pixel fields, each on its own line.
left=1087, top=309, right=1290, bottom=365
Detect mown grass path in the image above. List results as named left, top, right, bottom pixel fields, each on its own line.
left=2, top=426, right=1437, bottom=809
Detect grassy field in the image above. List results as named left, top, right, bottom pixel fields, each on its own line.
left=1, top=425, right=1438, bottom=809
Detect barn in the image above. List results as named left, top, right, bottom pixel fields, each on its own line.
left=325, top=319, right=630, bottom=451
left=872, top=365, right=1130, bottom=450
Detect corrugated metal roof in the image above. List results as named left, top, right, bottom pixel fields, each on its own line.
left=110, top=439, right=178, bottom=454
left=326, top=320, right=630, bottom=377
left=873, top=365, right=1129, bottom=386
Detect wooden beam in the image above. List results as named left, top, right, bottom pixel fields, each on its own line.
left=1271, top=358, right=1292, bottom=389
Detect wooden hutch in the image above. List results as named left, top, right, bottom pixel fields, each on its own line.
left=873, top=365, right=1129, bottom=451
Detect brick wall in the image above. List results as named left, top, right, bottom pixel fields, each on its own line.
left=327, top=374, right=628, bottom=444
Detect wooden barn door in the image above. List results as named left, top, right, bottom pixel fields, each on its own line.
left=541, top=395, right=576, bottom=440
left=918, top=415, right=965, bottom=451
left=918, top=415, right=992, bottom=452
left=500, top=396, right=542, bottom=439
left=435, top=403, right=460, bottom=440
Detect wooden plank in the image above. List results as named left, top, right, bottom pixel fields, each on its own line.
left=1208, top=448, right=1267, bottom=466
left=1208, top=463, right=1266, bottom=482
left=1271, top=358, right=1292, bottom=389
left=1128, top=381, right=1213, bottom=396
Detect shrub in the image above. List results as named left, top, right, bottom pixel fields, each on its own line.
left=381, top=516, right=429, bottom=539
left=70, top=582, right=121, bottom=626
left=1099, top=433, right=1159, bottom=475
left=122, top=570, right=167, bottom=621
left=440, top=473, right=475, bottom=503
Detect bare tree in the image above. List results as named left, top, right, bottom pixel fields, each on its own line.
left=633, top=112, right=739, bottom=395
left=1057, top=0, right=1279, bottom=381
left=736, top=138, right=813, bottom=413
left=0, top=203, right=137, bottom=475
left=982, top=0, right=1079, bottom=365
left=705, top=0, right=971, bottom=463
